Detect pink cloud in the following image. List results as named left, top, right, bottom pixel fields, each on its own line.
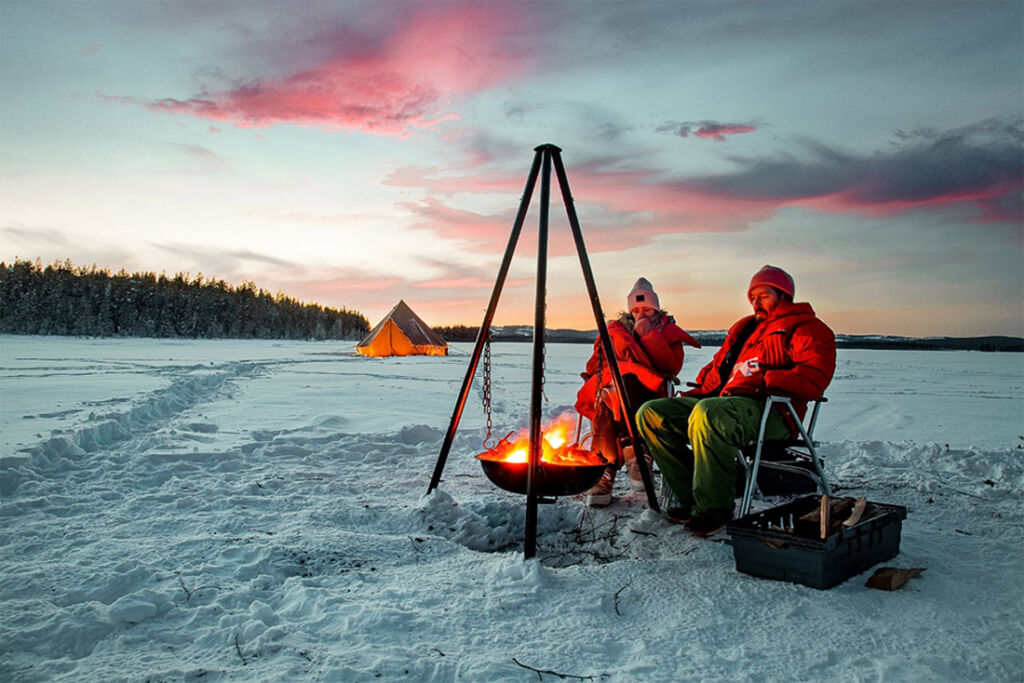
left=799, top=180, right=1023, bottom=220
left=567, top=161, right=776, bottom=228
left=143, top=6, right=529, bottom=136
left=658, top=120, right=759, bottom=141
left=387, top=122, right=1023, bottom=265
left=385, top=165, right=525, bottom=195
left=398, top=198, right=513, bottom=246
left=387, top=161, right=776, bottom=255
left=299, top=260, right=538, bottom=327
left=413, top=276, right=496, bottom=290
left=405, top=263, right=536, bottom=326
left=693, top=124, right=758, bottom=141
left=306, top=274, right=402, bottom=294
left=690, top=126, right=1024, bottom=223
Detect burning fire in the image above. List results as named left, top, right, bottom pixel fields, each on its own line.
left=478, top=414, right=606, bottom=467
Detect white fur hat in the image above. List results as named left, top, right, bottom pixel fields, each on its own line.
left=627, top=277, right=660, bottom=313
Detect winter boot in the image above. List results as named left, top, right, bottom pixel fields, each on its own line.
left=664, top=506, right=692, bottom=524
left=624, top=445, right=653, bottom=493
left=684, top=508, right=733, bottom=537
left=586, top=467, right=616, bottom=507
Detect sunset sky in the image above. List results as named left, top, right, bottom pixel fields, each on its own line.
left=2, top=0, right=1022, bottom=337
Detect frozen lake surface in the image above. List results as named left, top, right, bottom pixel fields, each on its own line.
left=1, top=335, right=1021, bottom=681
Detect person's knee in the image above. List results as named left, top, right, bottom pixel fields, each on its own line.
left=687, top=399, right=714, bottom=428
left=635, top=398, right=667, bottom=430
left=687, top=399, right=728, bottom=444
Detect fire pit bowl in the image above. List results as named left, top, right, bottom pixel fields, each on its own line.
left=476, top=449, right=607, bottom=497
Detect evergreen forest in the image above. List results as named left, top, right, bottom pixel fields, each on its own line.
left=0, top=259, right=369, bottom=341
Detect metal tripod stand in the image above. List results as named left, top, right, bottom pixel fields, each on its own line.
left=426, top=144, right=660, bottom=559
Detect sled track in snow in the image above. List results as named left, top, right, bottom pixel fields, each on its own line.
left=9, top=361, right=267, bottom=475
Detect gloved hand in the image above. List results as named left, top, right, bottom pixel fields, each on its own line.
left=759, top=332, right=792, bottom=368
left=633, top=317, right=653, bottom=337
left=735, top=358, right=761, bottom=378
left=633, top=311, right=663, bottom=337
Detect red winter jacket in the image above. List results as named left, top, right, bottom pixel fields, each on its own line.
left=685, top=301, right=836, bottom=423
left=576, top=314, right=700, bottom=420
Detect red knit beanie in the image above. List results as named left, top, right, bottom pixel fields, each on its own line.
left=748, top=265, right=795, bottom=299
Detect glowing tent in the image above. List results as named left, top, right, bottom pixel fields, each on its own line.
left=356, top=300, right=449, bottom=357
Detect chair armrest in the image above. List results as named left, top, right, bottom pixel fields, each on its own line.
left=766, top=394, right=828, bottom=403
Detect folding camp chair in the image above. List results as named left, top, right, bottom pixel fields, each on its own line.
left=655, top=394, right=831, bottom=518
left=575, top=377, right=676, bottom=493
left=736, top=395, right=831, bottom=517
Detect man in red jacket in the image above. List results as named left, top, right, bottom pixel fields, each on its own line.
left=635, top=265, right=836, bottom=535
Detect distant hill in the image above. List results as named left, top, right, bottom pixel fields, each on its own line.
left=832, top=334, right=1024, bottom=352
left=678, top=330, right=1023, bottom=352
left=437, top=325, right=1024, bottom=352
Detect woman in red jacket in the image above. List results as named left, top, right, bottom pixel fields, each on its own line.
left=576, top=278, right=700, bottom=506
left=635, top=265, right=836, bottom=535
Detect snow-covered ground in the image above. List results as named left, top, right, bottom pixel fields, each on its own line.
left=1, top=335, right=1022, bottom=681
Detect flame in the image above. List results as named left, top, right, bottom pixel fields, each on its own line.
left=480, top=414, right=605, bottom=467
left=505, top=448, right=528, bottom=464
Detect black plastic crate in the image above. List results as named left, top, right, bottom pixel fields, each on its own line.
left=727, top=496, right=908, bottom=590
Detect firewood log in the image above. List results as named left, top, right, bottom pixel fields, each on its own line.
left=843, top=498, right=868, bottom=527
left=820, top=495, right=830, bottom=539
left=866, top=567, right=926, bottom=590
left=797, top=496, right=856, bottom=539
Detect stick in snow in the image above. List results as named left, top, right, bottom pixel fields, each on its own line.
left=235, top=633, right=248, bottom=665
left=512, top=657, right=601, bottom=680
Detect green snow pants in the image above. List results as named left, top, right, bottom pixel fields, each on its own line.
left=635, top=396, right=790, bottom=516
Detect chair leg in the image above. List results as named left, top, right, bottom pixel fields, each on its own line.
left=788, top=410, right=831, bottom=498
left=658, top=473, right=676, bottom=510
left=738, top=396, right=831, bottom=518
left=739, top=403, right=776, bottom=517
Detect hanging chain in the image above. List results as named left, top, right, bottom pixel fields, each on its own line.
left=594, top=338, right=606, bottom=417
left=541, top=303, right=549, bottom=403
left=541, top=341, right=548, bottom=404
left=482, top=331, right=494, bottom=448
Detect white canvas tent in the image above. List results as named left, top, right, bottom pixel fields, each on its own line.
left=356, top=300, right=449, bottom=357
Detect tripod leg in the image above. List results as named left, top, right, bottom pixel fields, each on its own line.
left=427, top=149, right=543, bottom=494
left=550, top=147, right=661, bottom=511
left=524, top=145, right=555, bottom=559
